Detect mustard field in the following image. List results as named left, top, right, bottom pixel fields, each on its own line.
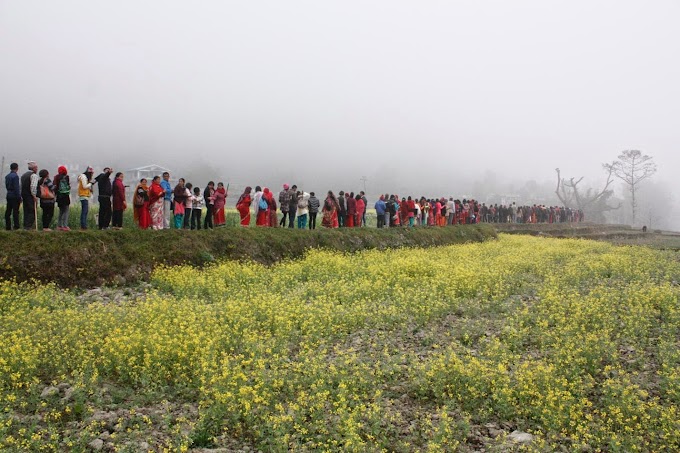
left=1, top=235, right=679, bottom=451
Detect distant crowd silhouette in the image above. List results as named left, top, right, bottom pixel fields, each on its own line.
left=4, top=162, right=584, bottom=231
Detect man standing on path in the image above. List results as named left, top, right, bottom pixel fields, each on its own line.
left=20, top=161, right=39, bottom=230
left=374, top=195, right=386, bottom=228
left=95, top=167, right=113, bottom=229
left=447, top=197, right=455, bottom=225
left=308, top=192, right=320, bottom=229
left=161, top=172, right=172, bottom=229
left=288, top=184, right=298, bottom=228
left=78, top=166, right=95, bottom=230
left=279, top=184, right=290, bottom=227
left=5, top=163, right=21, bottom=230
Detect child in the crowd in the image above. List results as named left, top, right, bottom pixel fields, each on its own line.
left=191, top=187, right=204, bottom=230
left=184, top=183, right=193, bottom=229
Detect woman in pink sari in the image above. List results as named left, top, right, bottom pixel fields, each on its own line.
left=236, top=186, right=252, bottom=227
left=148, top=176, right=165, bottom=230
left=212, top=182, right=227, bottom=227
left=322, top=191, right=339, bottom=228
left=354, top=194, right=365, bottom=227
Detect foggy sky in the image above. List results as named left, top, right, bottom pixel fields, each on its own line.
left=1, top=1, right=679, bottom=204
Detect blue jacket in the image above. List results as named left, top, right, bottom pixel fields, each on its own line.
left=160, top=180, right=172, bottom=201
left=374, top=199, right=386, bottom=215
left=5, top=171, right=20, bottom=199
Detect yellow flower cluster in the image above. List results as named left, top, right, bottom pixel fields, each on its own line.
left=0, top=235, right=679, bottom=450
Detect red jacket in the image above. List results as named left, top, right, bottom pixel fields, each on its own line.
left=113, top=178, right=126, bottom=210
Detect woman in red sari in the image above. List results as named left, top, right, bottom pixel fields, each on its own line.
left=212, top=182, right=227, bottom=227
left=134, top=179, right=151, bottom=229
left=346, top=192, right=356, bottom=227
left=236, top=186, right=252, bottom=227
left=399, top=198, right=410, bottom=227
left=268, top=191, right=278, bottom=227
left=322, top=191, right=339, bottom=228
left=256, top=187, right=270, bottom=227
left=148, top=176, right=165, bottom=230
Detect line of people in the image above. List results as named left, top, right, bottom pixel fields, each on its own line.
left=3, top=161, right=125, bottom=231
left=4, top=162, right=583, bottom=231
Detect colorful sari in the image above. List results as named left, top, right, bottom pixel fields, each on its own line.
left=269, top=195, right=278, bottom=227
left=148, top=182, right=165, bottom=230
left=236, top=187, right=252, bottom=227
left=213, top=187, right=227, bottom=226
left=134, top=184, right=151, bottom=229
left=321, top=196, right=339, bottom=228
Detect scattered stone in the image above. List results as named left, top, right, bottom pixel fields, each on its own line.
left=57, top=382, right=71, bottom=391
left=488, top=428, right=504, bottom=438
left=99, top=431, right=111, bottom=440
left=508, top=430, right=534, bottom=444
left=40, top=386, right=59, bottom=398
left=139, top=441, right=150, bottom=451
left=88, top=438, right=104, bottom=451
left=61, top=387, right=75, bottom=402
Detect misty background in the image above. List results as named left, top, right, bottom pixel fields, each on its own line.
left=1, top=1, right=678, bottom=229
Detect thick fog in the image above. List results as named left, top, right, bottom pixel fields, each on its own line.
left=2, top=1, right=679, bottom=228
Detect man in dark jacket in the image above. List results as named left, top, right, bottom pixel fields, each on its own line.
left=95, top=167, right=113, bottom=229
left=279, top=184, right=291, bottom=227
left=4, top=162, right=21, bottom=230
left=288, top=184, right=298, bottom=228
left=20, top=161, right=39, bottom=230
left=338, top=191, right=346, bottom=227
left=308, top=192, right=320, bottom=230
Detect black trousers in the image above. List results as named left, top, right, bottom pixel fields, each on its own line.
left=338, top=213, right=345, bottom=227
left=5, top=198, right=20, bottom=230
left=288, top=210, right=295, bottom=228
left=112, top=210, right=124, bottom=228
left=98, top=197, right=112, bottom=229
left=41, top=204, right=55, bottom=229
left=204, top=205, right=214, bottom=229
left=184, top=209, right=191, bottom=229
left=191, top=209, right=202, bottom=230
left=280, top=210, right=288, bottom=227
left=22, top=197, right=36, bottom=230
left=309, top=212, right=317, bottom=229
left=377, top=215, right=384, bottom=228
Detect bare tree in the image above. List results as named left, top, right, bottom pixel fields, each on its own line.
left=555, top=166, right=620, bottom=222
left=604, top=150, right=657, bottom=225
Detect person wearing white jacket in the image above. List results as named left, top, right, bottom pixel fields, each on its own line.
left=296, top=191, right=310, bottom=229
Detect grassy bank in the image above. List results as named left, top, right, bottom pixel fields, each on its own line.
left=0, top=224, right=496, bottom=287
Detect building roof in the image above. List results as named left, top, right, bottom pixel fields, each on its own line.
left=126, top=164, right=172, bottom=173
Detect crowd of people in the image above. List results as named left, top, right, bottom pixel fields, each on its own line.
left=4, top=162, right=584, bottom=231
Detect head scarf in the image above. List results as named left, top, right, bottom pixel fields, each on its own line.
left=237, top=186, right=252, bottom=205
left=58, top=166, right=67, bottom=175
